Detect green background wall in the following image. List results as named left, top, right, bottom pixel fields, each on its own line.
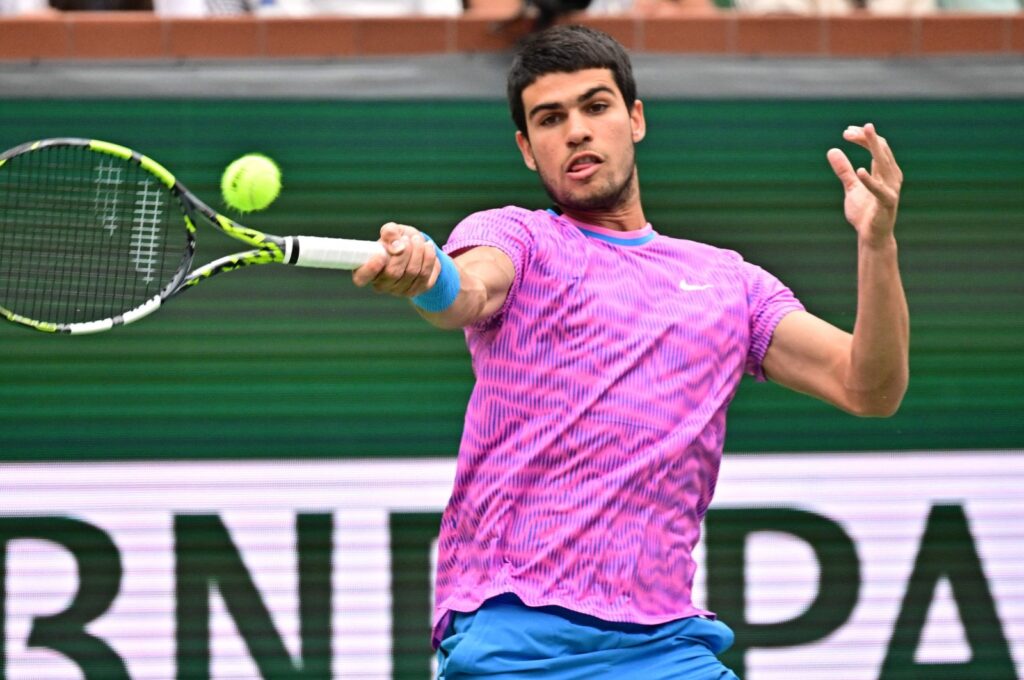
left=1, top=98, right=1022, bottom=461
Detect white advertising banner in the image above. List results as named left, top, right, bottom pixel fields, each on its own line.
left=1, top=451, right=1021, bottom=679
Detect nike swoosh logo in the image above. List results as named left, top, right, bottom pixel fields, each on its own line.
left=679, top=280, right=714, bottom=291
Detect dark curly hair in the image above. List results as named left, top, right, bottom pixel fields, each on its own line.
left=507, top=25, right=638, bottom=138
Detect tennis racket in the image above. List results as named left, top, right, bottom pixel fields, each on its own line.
left=0, top=137, right=386, bottom=334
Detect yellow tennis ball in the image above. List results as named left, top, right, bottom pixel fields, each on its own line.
left=221, top=153, right=281, bottom=213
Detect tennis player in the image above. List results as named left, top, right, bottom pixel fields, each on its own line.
left=353, top=24, right=908, bottom=679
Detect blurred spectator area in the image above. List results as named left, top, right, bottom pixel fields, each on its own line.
left=0, top=0, right=1021, bottom=59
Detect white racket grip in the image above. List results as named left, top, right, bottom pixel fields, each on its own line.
left=288, top=236, right=387, bottom=270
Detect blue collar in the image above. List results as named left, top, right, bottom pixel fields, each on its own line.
left=547, top=208, right=656, bottom=247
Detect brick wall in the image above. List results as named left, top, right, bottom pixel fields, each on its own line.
left=0, top=11, right=1021, bottom=60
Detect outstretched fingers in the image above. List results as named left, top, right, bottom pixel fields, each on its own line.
left=864, top=124, right=901, bottom=185
left=827, top=147, right=858, bottom=190
left=838, top=124, right=902, bottom=205
left=855, top=166, right=896, bottom=206
left=843, top=123, right=902, bottom=184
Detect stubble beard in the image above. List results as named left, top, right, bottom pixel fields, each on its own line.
left=538, top=149, right=639, bottom=214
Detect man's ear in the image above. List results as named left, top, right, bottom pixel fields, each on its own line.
left=515, top=130, right=538, bottom=172
left=631, top=100, right=646, bottom=144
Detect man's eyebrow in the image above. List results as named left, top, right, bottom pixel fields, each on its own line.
left=527, top=85, right=617, bottom=121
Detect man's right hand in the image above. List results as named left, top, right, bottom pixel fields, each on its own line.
left=352, top=222, right=440, bottom=298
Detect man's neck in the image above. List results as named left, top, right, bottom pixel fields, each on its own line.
left=558, top=204, right=648, bottom=232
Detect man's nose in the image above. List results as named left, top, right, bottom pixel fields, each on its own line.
left=566, top=111, right=592, bottom=146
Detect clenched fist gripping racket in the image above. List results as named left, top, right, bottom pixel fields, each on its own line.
left=0, top=138, right=385, bottom=334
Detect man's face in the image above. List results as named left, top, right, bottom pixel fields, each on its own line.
left=515, top=68, right=646, bottom=214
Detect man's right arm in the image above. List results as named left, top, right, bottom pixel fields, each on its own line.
left=419, top=244, right=516, bottom=329
left=351, top=222, right=515, bottom=330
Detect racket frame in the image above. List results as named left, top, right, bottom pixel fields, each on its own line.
left=0, top=137, right=376, bottom=335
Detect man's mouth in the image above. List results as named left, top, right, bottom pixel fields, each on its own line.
left=566, top=153, right=603, bottom=180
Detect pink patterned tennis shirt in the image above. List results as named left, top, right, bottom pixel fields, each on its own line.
left=433, top=206, right=804, bottom=646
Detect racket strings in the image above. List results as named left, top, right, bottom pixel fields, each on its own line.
left=0, top=145, right=186, bottom=325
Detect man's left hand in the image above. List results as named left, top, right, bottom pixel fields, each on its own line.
left=827, top=123, right=903, bottom=247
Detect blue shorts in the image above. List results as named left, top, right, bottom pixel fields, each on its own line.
left=436, top=594, right=741, bottom=679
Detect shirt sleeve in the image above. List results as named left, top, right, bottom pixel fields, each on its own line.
left=442, top=206, right=537, bottom=330
left=740, top=260, right=805, bottom=381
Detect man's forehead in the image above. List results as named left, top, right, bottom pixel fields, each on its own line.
left=521, top=68, right=621, bottom=106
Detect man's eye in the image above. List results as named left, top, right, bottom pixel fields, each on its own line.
left=589, top=102, right=609, bottom=113
left=539, top=114, right=561, bottom=126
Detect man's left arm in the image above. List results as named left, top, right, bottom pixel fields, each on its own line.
left=762, top=123, right=909, bottom=417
